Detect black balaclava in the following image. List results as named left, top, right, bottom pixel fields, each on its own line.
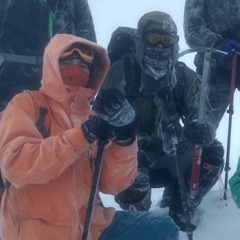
left=143, top=41, right=173, bottom=80
left=135, top=11, right=179, bottom=82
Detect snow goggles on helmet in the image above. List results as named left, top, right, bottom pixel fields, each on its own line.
left=144, top=32, right=175, bottom=47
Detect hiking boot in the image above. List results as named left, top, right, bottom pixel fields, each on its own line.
left=168, top=189, right=196, bottom=232
left=159, top=185, right=178, bottom=208
left=169, top=209, right=196, bottom=232
left=159, top=195, right=171, bottom=208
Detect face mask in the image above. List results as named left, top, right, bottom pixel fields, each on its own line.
left=60, top=65, right=90, bottom=87
left=142, top=44, right=173, bottom=80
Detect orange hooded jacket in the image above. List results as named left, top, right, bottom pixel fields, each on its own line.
left=0, top=34, right=138, bottom=240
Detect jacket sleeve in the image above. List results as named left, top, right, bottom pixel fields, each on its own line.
left=184, top=0, right=222, bottom=48
left=99, top=140, right=138, bottom=195
left=73, top=0, right=97, bottom=42
left=229, top=157, right=240, bottom=209
left=183, top=66, right=216, bottom=128
left=0, top=93, right=91, bottom=188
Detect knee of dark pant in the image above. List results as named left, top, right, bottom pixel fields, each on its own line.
left=115, top=168, right=151, bottom=210
left=115, top=188, right=151, bottom=212
left=202, top=139, right=224, bottom=166
left=137, top=150, right=150, bottom=169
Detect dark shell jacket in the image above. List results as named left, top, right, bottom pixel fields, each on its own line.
left=184, top=0, right=240, bottom=65
left=101, top=11, right=216, bottom=149
left=101, top=58, right=216, bottom=149
left=0, top=0, right=96, bottom=56
left=0, top=0, right=96, bottom=111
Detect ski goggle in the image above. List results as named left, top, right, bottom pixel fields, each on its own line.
left=144, top=33, right=175, bottom=47
left=60, top=47, right=94, bottom=64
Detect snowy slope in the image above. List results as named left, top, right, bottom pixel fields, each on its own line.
left=101, top=188, right=240, bottom=240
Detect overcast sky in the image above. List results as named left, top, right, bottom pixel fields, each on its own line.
left=88, top=0, right=240, bottom=181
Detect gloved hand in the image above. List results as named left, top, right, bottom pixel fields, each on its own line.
left=93, top=88, right=137, bottom=141
left=184, top=121, right=216, bottom=146
left=82, top=88, right=136, bottom=143
left=162, top=124, right=178, bottom=156
left=218, top=39, right=240, bottom=54
left=81, top=115, right=115, bottom=143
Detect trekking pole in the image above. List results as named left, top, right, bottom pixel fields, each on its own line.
left=170, top=126, right=193, bottom=240
left=190, top=48, right=212, bottom=199
left=82, top=138, right=109, bottom=240
left=223, top=52, right=238, bottom=201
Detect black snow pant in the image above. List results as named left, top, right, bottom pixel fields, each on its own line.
left=115, top=138, right=224, bottom=212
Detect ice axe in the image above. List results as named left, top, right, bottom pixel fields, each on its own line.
left=165, top=124, right=194, bottom=240
left=189, top=48, right=213, bottom=199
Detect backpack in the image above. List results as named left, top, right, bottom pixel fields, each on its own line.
left=0, top=91, right=51, bottom=200
left=107, top=26, right=138, bottom=64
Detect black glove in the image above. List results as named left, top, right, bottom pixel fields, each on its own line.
left=162, top=124, right=178, bottom=156
left=81, top=115, right=115, bottom=143
left=184, top=121, right=216, bottom=146
left=93, top=88, right=136, bottom=141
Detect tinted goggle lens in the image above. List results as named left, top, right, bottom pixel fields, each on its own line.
left=145, top=33, right=174, bottom=47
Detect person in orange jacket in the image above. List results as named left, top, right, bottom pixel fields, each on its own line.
left=0, top=34, right=179, bottom=240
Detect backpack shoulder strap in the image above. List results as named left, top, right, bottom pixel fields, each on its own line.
left=175, top=61, right=186, bottom=82
left=26, top=91, right=51, bottom=138
left=66, top=0, right=76, bottom=35
left=0, top=0, right=12, bottom=37
left=173, top=61, right=186, bottom=118
left=123, top=54, right=142, bottom=100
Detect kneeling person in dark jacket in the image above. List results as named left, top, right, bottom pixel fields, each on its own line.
left=95, top=11, right=224, bottom=232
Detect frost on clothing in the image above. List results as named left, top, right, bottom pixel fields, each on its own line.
left=184, top=0, right=240, bottom=66
left=184, top=0, right=240, bottom=48
left=0, top=34, right=138, bottom=240
left=100, top=12, right=221, bottom=221
left=183, top=0, right=240, bottom=126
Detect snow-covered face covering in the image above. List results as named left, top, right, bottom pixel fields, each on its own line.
left=142, top=44, right=173, bottom=80
left=60, top=65, right=90, bottom=88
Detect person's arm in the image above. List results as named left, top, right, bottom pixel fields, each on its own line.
left=0, top=93, right=91, bottom=188
left=229, top=158, right=240, bottom=209
left=73, top=0, right=97, bottom=42
left=99, top=139, right=138, bottom=195
left=184, top=0, right=222, bottom=48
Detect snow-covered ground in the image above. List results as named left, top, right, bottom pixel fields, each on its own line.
left=89, top=0, right=240, bottom=239
left=101, top=187, right=240, bottom=240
